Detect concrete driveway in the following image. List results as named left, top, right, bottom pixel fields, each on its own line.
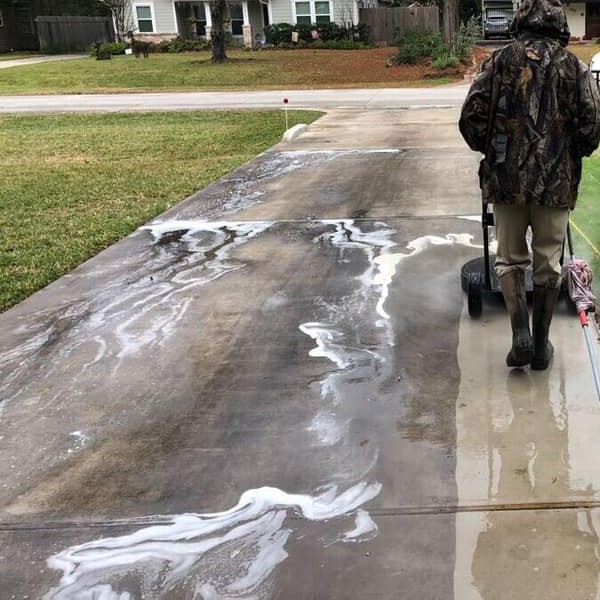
left=1, top=108, right=600, bottom=599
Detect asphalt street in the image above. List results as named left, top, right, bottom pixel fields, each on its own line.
left=2, top=107, right=600, bottom=599
left=0, top=86, right=471, bottom=112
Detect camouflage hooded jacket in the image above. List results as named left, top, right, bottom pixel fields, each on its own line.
left=459, top=0, right=600, bottom=209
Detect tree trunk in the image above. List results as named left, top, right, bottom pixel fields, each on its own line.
left=210, top=0, right=228, bottom=63
left=442, top=0, right=459, bottom=43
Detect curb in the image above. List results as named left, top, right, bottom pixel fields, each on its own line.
left=282, top=123, right=307, bottom=142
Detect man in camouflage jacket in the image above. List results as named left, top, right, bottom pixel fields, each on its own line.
left=459, top=0, right=600, bottom=370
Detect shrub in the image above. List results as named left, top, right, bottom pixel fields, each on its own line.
left=450, top=16, right=480, bottom=61
left=394, top=43, right=419, bottom=64
left=294, top=23, right=314, bottom=42
left=156, top=36, right=209, bottom=53
left=432, top=52, right=459, bottom=69
left=105, top=41, right=129, bottom=55
left=325, top=39, right=369, bottom=49
left=317, top=22, right=344, bottom=41
left=89, top=41, right=128, bottom=57
left=354, top=23, right=370, bottom=43
left=264, top=22, right=294, bottom=45
left=393, top=30, right=445, bottom=64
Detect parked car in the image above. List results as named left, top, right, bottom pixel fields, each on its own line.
left=483, top=15, right=511, bottom=39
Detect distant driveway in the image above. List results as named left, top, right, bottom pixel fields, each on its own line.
left=0, top=54, right=84, bottom=70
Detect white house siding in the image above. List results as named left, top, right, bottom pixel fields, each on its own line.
left=128, top=0, right=178, bottom=37
left=565, top=3, right=586, bottom=38
left=152, top=0, right=178, bottom=32
left=270, top=1, right=293, bottom=24
left=331, top=0, right=358, bottom=25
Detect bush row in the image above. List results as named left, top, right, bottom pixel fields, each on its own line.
left=275, top=38, right=370, bottom=49
left=264, top=22, right=370, bottom=46
left=155, top=37, right=210, bottom=52
left=89, top=36, right=210, bottom=58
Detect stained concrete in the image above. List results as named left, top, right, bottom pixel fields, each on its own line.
left=1, top=108, right=600, bottom=599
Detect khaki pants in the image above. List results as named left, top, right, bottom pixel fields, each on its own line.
left=494, top=204, right=570, bottom=288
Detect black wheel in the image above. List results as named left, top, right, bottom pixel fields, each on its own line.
left=467, top=276, right=483, bottom=318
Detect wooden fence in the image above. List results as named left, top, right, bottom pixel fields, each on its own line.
left=359, top=7, right=440, bottom=44
left=35, top=16, right=114, bottom=52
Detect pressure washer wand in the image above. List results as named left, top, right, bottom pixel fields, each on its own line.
left=566, top=224, right=600, bottom=404
left=578, top=311, right=600, bottom=403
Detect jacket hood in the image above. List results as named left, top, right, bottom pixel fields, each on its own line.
left=510, top=0, right=570, bottom=46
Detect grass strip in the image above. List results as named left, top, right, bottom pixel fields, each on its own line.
left=0, top=110, right=322, bottom=312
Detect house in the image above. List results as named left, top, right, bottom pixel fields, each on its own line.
left=126, top=0, right=364, bottom=47
left=564, top=1, right=600, bottom=38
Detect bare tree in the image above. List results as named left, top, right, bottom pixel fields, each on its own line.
left=210, top=0, right=228, bottom=62
left=100, top=0, right=135, bottom=42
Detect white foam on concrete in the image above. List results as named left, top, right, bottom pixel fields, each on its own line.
left=45, top=482, right=381, bottom=599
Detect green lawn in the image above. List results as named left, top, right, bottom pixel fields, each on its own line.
left=0, top=48, right=451, bottom=94
left=0, top=110, right=322, bottom=312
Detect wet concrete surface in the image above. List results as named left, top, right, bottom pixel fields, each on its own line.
left=2, top=108, right=600, bottom=599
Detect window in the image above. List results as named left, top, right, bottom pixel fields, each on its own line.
left=194, top=4, right=206, bottom=37
left=315, top=1, right=330, bottom=24
left=294, top=1, right=330, bottom=25
left=295, top=2, right=311, bottom=25
left=230, top=4, right=243, bottom=35
left=135, top=5, right=154, bottom=33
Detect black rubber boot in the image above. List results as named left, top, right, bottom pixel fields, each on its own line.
left=499, top=270, right=534, bottom=368
left=531, top=285, right=560, bottom=371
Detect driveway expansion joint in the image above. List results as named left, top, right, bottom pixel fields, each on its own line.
left=4, top=500, right=600, bottom=532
